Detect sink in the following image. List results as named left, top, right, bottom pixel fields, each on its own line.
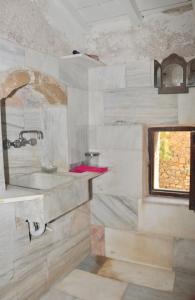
left=10, top=172, right=73, bottom=190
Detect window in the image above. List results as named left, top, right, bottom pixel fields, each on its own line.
left=148, top=127, right=195, bottom=209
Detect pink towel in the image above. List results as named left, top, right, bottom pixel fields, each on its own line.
left=70, top=165, right=108, bottom=173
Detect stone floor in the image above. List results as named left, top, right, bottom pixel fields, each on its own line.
left=40, top=256, right=195, bottom=300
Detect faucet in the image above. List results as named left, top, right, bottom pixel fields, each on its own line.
left=19, top=130, right=44, bottom=140
left=3, top=130, right=44, bottom=150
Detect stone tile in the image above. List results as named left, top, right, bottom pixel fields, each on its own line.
left=0, top=38, right=25, bottom=72
left=94, top=124, right=143, bottom=151
left=123, top=271, right=195, bottom=300
left=103, top=88, right=178, bottom=125
left=47, top=234, right=90, bottom=284
left=105, top=228, right=174, bottom=269
left=98, top=258, right=175, bottom=291
left=174, top=239, right=195, bottom=274
left=67, top=87, right=89, bottom=164
left=93, top=149, right=143, bottom=199
left=178, top=88, right=195, bottom=124
left=122, top=283, right=183, bottom=300
left=40, top=289, right=81, bottom=300
left=88, top=91, right=104, bottom=127
left=60, top=57, right=89, bottom=89
left=126, top=60, right=153, bottom=88
left=78, top=256, right=107, bottom=274
left=89, top=65, right=126, bottom=91
left=55, top=269, right=128, bottom=300
left=139, top=199, right=195, bottom=240
left=91, top=193, right=137, bottom=231
left=25, top=49, right=59, bottom=79
left=91, top=224, right=105, bottom=256
left=174, top=271, right=195, bottom=298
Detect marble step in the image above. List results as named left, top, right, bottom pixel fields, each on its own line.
left=97, top=258, right=175, bottom=292
left=105, top=228, right=174, bottom=269
left=54, top=269, right=128, bottom=300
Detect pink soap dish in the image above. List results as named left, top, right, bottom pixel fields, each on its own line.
left=70, top=165, right=108, bottom=173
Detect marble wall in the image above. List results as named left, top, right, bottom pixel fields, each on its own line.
left=89, top=61, right=195, bottom=273
left=1, top=85, right=69, bottom=181
left=67, top=87, right=89, bottom=165
left=0, top=202, right=90, bottom=300
left=0, top=34, right=93, bottom=300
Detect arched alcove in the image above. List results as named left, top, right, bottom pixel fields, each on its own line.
left=0, top=69, right=68, bottom=189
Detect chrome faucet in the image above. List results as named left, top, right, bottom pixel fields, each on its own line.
left=19, top=130, right=44, bottom=140
left=3, top=130, right=44, bottom=150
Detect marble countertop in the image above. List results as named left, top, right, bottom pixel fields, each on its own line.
left=0, top=171, right=104, bottom=204
left=0, top=185, right=43, bottom=203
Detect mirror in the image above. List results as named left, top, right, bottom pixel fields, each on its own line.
left=163, top=64, right=183, bottom=87
left=155, top=53, right=188, bottom=94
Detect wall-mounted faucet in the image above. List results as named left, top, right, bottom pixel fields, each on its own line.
left=19, top=130, right=44, bottom=140
left=3, top=130, right=44, bottom=150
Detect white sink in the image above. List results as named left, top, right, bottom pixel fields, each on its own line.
left=10, top=172, right=73, bottom=190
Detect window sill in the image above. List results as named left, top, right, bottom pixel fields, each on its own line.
left=145, top=196, right=189, bottom=207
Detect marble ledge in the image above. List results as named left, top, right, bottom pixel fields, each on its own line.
left=0, top=185, right=42, bottom=204
left=0, top=171, right=104, bottom=204
left=145, top=196, right=189, bottom=207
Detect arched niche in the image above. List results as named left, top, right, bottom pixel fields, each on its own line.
left=0, top=69, right=67, bottom=104
left=154, top=54, right=189, bottom=94
left=0, top=69, right=68, bottom=191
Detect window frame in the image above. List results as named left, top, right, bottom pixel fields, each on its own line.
left=148, top=126, right=195, bottom=198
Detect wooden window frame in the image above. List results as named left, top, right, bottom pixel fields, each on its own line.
left=148, top=126, right=195, bottom=199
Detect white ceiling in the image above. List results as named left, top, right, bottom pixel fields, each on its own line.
left=62, top=0, right=192, bottom=26
left=41, top=0, right=193, bottom=52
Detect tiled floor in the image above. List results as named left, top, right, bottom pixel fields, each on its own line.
left=40, top=256, right=195, bottom=300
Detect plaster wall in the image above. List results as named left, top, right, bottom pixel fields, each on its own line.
left=86, top=10, right=195, bottom=64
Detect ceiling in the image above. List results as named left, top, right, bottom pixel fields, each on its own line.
left=41, top=0, right=194, bottom=52
left=61, top=0, right=192, bottom=26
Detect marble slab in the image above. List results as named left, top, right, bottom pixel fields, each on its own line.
left=91, top=193, right=137, bottom=231
left=91, top=224, right=105, bottom=256
left=88, top=91, right=104, bottom=126
left=25, top=48, right=59, bottom=79
left=173, top=238, right=195, bottom=274
left=89, top=65, right=126, bottom=91
left=126, top=60, right=153, bottom=87
left=67, top=87, right=89, bottom=164
left=55, top=269, right=128, bottom=300
left=98, top=258, right=175, bottom=291
left=123, top=271, right=195, bottom=300
left=105, top=228, right=174, bottom=269
left=0, top=204, right=15, bottom=287
left=92, top=149, right=143, bottom=199
left=89, top=124, right=143, bottom=151
left=0, top=38, right=25, bottom=72
left=60, top=55, right=92, bottom=89
left=41, top=289, right=81, bottom=300
left=103, top=87, right=178, bottom=125
left=178, top=88, right=195, bottom=125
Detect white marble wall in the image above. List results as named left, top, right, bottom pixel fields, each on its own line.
left=2, top=86, right=69, bottom=180
left=89, top=124, right=143, bottom=231
left=0, top=202, right=90, bottom=300
left=0, top=37, right=90, bottom=189
left=67, top=87, right=89, bottom=165
left=89, top=61, right=195, bottom=273
left=178, top=88, right=195, bottom=125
